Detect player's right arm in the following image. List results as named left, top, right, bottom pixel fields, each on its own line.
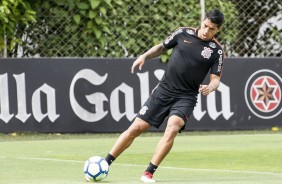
left=131, top=43, right=166, bottom=73
left=131, top=27, right=183, bottom=74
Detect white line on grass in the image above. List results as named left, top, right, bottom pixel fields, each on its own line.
left=12, top=156, right=282, bottom=177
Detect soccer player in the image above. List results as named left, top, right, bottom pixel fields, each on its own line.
left=105, top=9, right=225, bottom=183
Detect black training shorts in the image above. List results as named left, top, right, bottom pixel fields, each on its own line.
left=136, top=87, right=197, bottom=131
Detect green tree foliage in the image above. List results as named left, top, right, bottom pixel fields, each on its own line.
left=2, top=0, right=281, bottom=58
left=11, top=0, right=238, bottom=59
left=231, top=0, right=282, bottom=57
left=0, top=0, right=36, bottom=57
left=22, top=0, right=124, bottom=57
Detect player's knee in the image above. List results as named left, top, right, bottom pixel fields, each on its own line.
left=165, top=119, right=184, bottom=139
left=126, top=127, right=142, bottom=138
left=126, top=121, right=148, bottom=138
left=163, top=125, right=179, bottom=142
left=168, top=115, right=185, bottom=131
left=167, top=125, right=179, bottom=136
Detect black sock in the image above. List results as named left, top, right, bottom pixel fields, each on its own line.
left=105, top=153, right=116, bottom=166
left=145, top=162, right=158, bottom=174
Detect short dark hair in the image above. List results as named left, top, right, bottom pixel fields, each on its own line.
left=205, top=9, right=224, bottom=28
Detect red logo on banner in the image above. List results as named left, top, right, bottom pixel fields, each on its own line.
left=251, top=76, right=281, bottom=112
left=245, top=69, right=282, bottom=119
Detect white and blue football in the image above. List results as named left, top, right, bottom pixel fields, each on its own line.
left=84, top=156, right=109, bottom=182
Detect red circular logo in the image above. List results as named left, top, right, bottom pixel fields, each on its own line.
left=250, top=76, right=281, bottom=112
left=245, top=69, right=282, bottom=119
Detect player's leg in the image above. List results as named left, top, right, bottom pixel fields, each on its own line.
left=140, top=115, right=184, bottom=183
left=105, top=117, right=150, bottom=165
left=106, top=87, right=173, bottom=166
left=151, top=115, right=184, bottom=165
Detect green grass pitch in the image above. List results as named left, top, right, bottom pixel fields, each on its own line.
left=0, top=130, right=282, bottom=184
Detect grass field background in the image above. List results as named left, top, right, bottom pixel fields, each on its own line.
left=1, top=130, right=282, bottom=184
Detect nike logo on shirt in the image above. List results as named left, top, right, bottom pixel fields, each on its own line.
left=184, top=39, right=192, bottom=43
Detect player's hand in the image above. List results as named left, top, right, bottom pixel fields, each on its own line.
left=131, top=56, right=145, bottom=74
left=199, top=84, right=211, bottom=96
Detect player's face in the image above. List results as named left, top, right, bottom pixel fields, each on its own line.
left=199, top=18, right=221, bottom=40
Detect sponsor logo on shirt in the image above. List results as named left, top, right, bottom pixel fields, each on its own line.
left=186, top=29, right=194, bottom=35
left=217, top=50, right=223, bottom=72
left=209, top=42, right=216, bottom=48
left=164, top=29, right=183, bottom=44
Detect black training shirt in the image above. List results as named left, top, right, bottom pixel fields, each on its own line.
left=159, top=27, right=224, bottom=97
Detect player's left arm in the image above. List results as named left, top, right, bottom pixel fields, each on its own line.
left=199, top=74, right=220, bottom=96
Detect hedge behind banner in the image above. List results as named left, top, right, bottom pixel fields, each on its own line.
left=0, top=58, right=281, bottom=133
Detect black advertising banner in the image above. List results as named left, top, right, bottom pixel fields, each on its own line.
left=0, top=58, right=281, bottom=133
left=192, top=58, right=282, bottom=130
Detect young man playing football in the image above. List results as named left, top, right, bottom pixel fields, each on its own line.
left=105, top=9, right=225, bottom=183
